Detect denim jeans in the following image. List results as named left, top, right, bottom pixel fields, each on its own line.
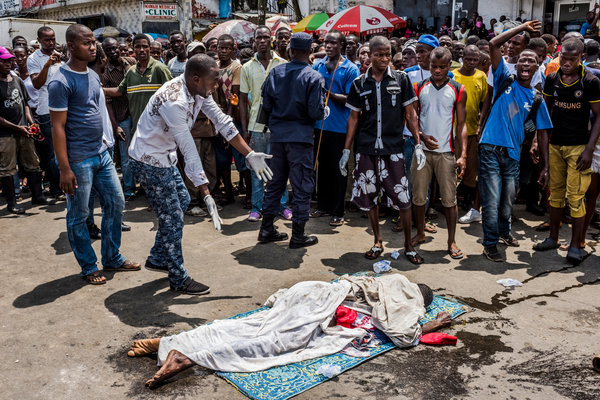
left=403, top=135, right=415, bottom=185
left=87, top=147, right=114, bottom=226
left=131, top=160, right=190, bottom=289
left=249, top=130, right=289, bottom=213
left=117, top=117, right=136, bottom=194
left=35, top=113, right=61, bottom=196
left=67, top=150, right=125, bottom=276
left=478, top=144, right=520, bottom=247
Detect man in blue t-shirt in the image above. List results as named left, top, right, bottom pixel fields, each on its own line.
left=479, top=20, right=553, bottom=262
left=311, top=30, right=360, bottom=226
left=49, top=24, right=140, bottom=285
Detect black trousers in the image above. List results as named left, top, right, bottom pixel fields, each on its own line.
left=315, top=129, right=347, bottom=218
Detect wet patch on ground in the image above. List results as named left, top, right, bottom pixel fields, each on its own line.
left=506, top=348, right=600, bottom=400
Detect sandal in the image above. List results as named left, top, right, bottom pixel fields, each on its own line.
left=424, top=222, right=437, bottom=233
left=391, top=224, right=403, bottom=232
left=448, top=247, right=464, bottom=260
left=310, top=209, right=329, bottom=218
left=83, top=271, right=106, bottom=285
left=535, top=221, right=555, bottom=232
left=405, top=251, right=424, bottom=265
left=533, top=237, right=560, bottom=251
left=566, top=247, right=586, bottom=265
left=105, top=260, right=141, bottom=272
left=365, top=245, right=384, bottom=260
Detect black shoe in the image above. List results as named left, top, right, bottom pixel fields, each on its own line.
left=289, top=222, right=318, bottom=249
left=7, top=204, right=25, bottom=214
left=31, top=196, right=57, bottom=205
left=171, top=277, right=210, bottom=295
left=121, top=223, right=131, bottom=232
left=526, top=204, right=545, bottom=216
left=258, top=214, right=289, bottom=243
left=87, top=223, right=101, bottom=239
left=566, top=247, right=585, bottom=265
left=144, top=259, right=168, bottom=274
left=499, top=234, right=520, bottom=247
left=258, top=229, right=289, bottom=243
left=483, top=245, right=503, bottom=262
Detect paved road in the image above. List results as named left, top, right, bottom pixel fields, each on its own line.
left=1, top=195, right=599, bottom=399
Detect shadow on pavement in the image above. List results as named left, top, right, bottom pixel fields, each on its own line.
left=51, top=231, right=72, bottom=255
left=104, top=278, right=251, bottom=328
left=232, top=244, right=306, bottom=270
left=13, top=274, right=86, bottom=307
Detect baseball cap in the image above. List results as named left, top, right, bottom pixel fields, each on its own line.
left=289, top=32, right=312, bottom=52
left=417, top=34, right=439, bottom=49
left=0, top=46, right=15, bottom=60
left=187, top=41, right=206, bottom=54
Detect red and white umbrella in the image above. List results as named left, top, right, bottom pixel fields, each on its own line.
left=316, top=5, right=406, bottom=36
left=267, top=15, right=291, bottom=35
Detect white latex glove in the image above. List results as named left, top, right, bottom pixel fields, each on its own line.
left=414, top=143, right=426, bottom=171
left=339, top=149, right=351, bottom=176
left=246, top=150, right=273, bottom=181
left=323, top=106, right=330, bottom=120
left=204, top=195, right=222, bottom=231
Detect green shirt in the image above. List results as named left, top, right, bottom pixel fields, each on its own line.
left=118, top=56, right=173, bottom=132
left=240, top=52, right=287, bottom=133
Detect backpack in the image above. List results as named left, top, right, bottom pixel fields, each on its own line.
left=481, top=74, right=543, bottom=141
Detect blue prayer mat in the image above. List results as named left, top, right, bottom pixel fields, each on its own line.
left=216, top=294, right=468, bottom=400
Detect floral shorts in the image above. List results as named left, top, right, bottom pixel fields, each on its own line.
left=351, top=152, right=411, bottom=211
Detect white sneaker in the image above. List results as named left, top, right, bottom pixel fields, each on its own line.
left=186, top=206, right=207, bottom=217
left=459, top=208, right=481, bottom=224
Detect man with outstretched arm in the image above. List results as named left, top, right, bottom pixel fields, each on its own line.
left=339, top=36, right=427, bottom=264
left=478, top=20, right=553, bottom=262
left=128, top=54, right=273, bottom=295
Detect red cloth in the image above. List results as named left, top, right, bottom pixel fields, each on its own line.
left=335, top=306, right=357, bottom=329
left=420, top=332, right=458, bottom=346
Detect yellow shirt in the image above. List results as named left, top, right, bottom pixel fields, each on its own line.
left=452, top=69, right=488, bottom=136
left=240, top=52, right=287, bottom=133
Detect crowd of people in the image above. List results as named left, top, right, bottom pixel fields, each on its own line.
left=1, top=13, right=600, bottom=293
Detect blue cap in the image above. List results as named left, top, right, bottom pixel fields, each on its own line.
left=417, top=34, right=439, bottom=49
left=289, top=32, right=312, bottom=52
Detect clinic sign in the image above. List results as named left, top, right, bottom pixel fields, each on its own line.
left=143, top=2, right=178, bottom=21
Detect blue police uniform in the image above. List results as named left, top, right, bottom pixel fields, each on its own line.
left=258, top=33, right=325, bottom=247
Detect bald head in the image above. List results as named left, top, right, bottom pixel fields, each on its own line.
left=369, top=36, right=390, bottom=53
left=66, top=24, right=92, bottom=43
left=464, top=44, right=480, bottom=57
left=185, top=54, right=217, bottom=79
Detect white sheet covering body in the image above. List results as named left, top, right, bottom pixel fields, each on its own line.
left=157, top=280, right=366, bottom=372
left=341, top=274, right=425, bottom=347
left=157, top=274, right=426, bottom=372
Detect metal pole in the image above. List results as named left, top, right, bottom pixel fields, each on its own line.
left=451, top=0, right=456, bottom=28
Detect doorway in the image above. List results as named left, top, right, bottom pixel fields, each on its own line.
left=553, top=0, right=593, bottom=34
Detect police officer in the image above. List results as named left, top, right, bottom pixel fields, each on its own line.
left=257, top=32, right=326, bottom=248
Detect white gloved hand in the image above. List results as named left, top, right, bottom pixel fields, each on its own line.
left=339, top=148, right=351, bottom=176
left=204, top=195, right=222, bottom=231
left=246, top=150, right=273, bottom=182
left=414, top=143, right=426, bottom=171
left=323, top=106, right=330, bottom=120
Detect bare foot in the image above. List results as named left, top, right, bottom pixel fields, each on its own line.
left=411, top=233, right=426, bottom=247
left=128, top=338, right=161, bottom=357
left=145, top=349, right=195, bottom=389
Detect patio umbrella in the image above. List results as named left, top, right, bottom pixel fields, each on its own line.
left=316, top=5, right=406, bottom=36
left=92, top=26, right=130, bottom=40
left=266, top=15, right=291, bottom=35
left=292, top=12, right=333, bottom=33
left=203, top=19, right=257, bottom=44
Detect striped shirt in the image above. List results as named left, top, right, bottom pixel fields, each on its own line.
left=102, top=56, right=135, bottom=122
left=118, top=56, right=172, bottom=132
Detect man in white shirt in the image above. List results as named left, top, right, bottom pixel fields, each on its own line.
left=129, top=54, right=272, bottom=296
left=27, top=26, right=63, bottom=199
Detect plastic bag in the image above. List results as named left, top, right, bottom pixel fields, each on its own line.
left=373, top=260, right=391, bottom=273
left=496, top=278, right=523, bottom=289
left=316, top=364, right=342, bottom=378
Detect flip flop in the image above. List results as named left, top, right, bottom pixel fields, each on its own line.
left=424, top=223, right=437, bottom=233
left=448, top=247, right=464, bottom=260
left=533, top=237, right=560, bottom=251
left=405, top=251, right=424, bottom=265
left=391, top=224, right=403, bottom=232
left=365, top=246, right=384, bottom=260
left=83, top=271, right=106, bottom=285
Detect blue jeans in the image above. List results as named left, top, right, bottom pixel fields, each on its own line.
left=249, top=131, right=288, bottom=213
left=131, top=160, right=190, bottom=289
left=117, top=117, right=136, bottom=194
left=87, top=147, right=114, bottom=226
left=67, top=150, right=125, bottom=276
left=403, top=135, right=415, bottom=185
left=478, top=144, right=520, bottom=247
